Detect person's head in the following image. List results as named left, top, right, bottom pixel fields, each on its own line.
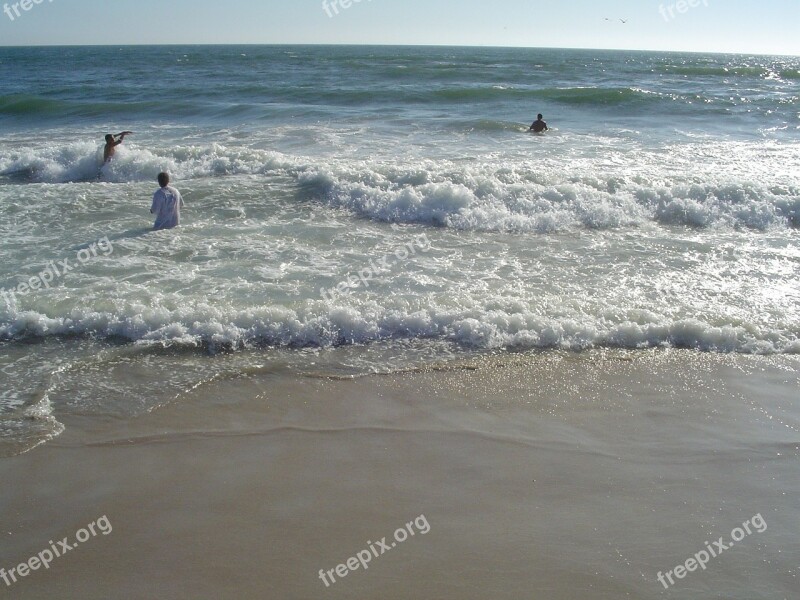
left=105, top=134, right=114, bottom=143
left=157, top=172, right=170, bottom=188
left=537, top=114, right=543, bottom=120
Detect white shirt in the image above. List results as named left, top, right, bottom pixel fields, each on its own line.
left=151, top=185, right=184, bottom=230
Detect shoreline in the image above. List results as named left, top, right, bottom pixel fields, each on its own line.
left=1, top=349, right=797, bottom=598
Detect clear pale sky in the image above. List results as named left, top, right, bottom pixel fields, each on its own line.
left=0, top=0, right=798, bottom=55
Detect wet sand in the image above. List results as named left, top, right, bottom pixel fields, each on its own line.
left=1, top=349, right=797, bottom=599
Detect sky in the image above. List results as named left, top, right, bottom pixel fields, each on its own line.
left=0, top=0, right=798, bottom=56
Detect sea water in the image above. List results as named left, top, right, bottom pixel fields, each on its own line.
left=0, top=45, right=798, bottom=454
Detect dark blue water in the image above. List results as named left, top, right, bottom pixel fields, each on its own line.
left=1, top=45, right=798, bottom=139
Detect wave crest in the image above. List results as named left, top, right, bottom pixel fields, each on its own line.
left=2, top=142, right=798, bottom=231
left=1, top=304, right=796, bottom=355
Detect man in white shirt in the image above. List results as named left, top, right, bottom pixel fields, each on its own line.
left=151, top=172, right=185, bottom=230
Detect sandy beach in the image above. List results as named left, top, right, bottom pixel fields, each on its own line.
left=1, top=349, right=797, bottom=599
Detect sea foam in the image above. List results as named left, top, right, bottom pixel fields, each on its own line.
left=2, top=141, right=796, bottom=231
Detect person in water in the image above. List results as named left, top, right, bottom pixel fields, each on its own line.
left=103, top=131, right=132, bottom=163
left=151, top=172, right=185, bottom=230
left=530, top=114, right=548, bottom=133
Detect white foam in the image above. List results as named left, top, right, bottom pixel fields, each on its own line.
left=2, top=138, right=797, bottom=232
left=0, top=303, right=796, bottom=355
left=1, top=137, right=796, bottom=357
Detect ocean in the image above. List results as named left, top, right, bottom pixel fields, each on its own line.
left=0, top=45, right=798, bottom=456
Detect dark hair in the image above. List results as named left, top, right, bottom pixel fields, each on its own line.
left=157, top=172, right=170, bottom=187
left=105, top=134, right=114, bottom=142
left=537, top=114, right=543, bottom=120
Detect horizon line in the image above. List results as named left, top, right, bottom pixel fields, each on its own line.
left=0, top=42, right=797, bottom=58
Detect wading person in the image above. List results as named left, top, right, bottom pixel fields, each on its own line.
left=150, top=172, right=185, bottom=230
left=103, top=131, right=132, bottom=163
left=530, top=114, right=548, bottom=133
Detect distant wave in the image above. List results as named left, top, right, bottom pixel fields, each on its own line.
left=657, top=65, right=769, bottom=77
left=0, top=95, right=66, bottom=117
left=430, top=86, right=671, bottom=107
left=656, top=64, right=800, bottom=82
left=0, top=85, right=686, bottom=121
left=534, top=86, right=657, bottom=106
left=220, top=85, right=672, bottom=108
left=0, top=94, right=234, bottom=120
